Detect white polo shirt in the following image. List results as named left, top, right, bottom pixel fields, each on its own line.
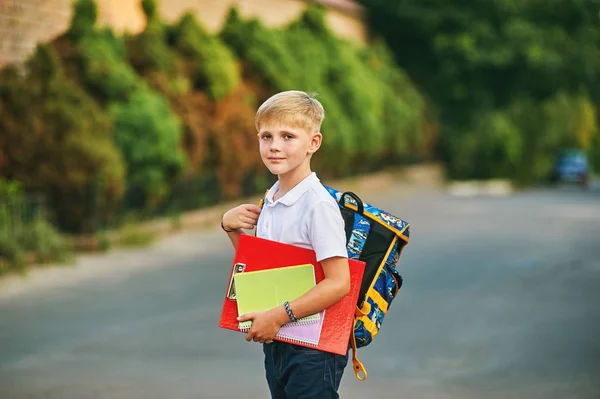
left=256, top=172, right=348, bottom=262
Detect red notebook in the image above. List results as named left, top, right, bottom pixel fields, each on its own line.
left=218, top=234, right=365, bottom=356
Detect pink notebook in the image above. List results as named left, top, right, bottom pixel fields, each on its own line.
left=277, top=311, right=325, bottom=346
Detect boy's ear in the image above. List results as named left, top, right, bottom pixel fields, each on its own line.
left=308, top=131, right=322, bottom=154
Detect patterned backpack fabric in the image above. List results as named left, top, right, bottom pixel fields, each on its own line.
left=323, top=186, right=410, bottom=381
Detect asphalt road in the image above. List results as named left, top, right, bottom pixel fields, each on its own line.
left=1, top=183, right=599, bottom=399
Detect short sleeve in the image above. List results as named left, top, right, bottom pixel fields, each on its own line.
left=307, top=201, right=348, bottom=262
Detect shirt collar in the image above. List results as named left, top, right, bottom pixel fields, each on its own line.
left=265, top=172, right=319, bottom=206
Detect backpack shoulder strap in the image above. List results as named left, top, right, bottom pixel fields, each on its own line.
left=257, top=189, right=268, bottom=209
left=255, top=189, right=268, bottom=237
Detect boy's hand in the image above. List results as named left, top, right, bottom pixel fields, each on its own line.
left=238, top=307, right=287, bottom=344
left=222, top=204, right=261, bottom=231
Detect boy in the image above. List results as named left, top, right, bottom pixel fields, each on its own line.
left=221, top=90, right=351, bottom=398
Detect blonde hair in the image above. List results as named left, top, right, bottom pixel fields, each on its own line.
left=255, top=90, right=324, bottom=133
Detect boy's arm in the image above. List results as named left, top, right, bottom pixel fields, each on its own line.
left=287, top=199, right=352, bottom=318
left=224, top=229, right=244, bottom=249
left=272, top=256, right=351, bottom=323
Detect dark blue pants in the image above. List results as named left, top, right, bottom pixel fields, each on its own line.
left=263, top=341, right=348, bottom=399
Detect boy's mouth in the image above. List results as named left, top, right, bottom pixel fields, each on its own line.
left=268, top=157, right=285, bottom=161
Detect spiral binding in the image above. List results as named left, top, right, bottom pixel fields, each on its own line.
left=281, top=315, right=320, bottom=326
left=238, top=314, right=319, bottom=332
left=237, top=324, right=319, bottom=346
left=277, top=331, right=319, bottom=346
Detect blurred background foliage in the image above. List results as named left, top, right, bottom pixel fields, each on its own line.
left=0, top=179, right=72, bottom=274
left=0, top=0, right=427, bottom=238
left=220, top=6, right=428, bottom=174
left=359, top=0, right=600, bottom=183
left=0, top=0, right=599, bottom=271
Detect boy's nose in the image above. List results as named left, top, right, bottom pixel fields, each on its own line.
left=269, top=139, right=281, bottom=152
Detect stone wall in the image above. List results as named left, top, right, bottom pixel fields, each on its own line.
left=0, top=0, right=366, bottom=67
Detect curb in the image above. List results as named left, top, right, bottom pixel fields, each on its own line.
left=447, top=179, right=514, bottom=198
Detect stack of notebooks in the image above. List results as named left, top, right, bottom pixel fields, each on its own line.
left=219, top=235, right=366, bottom=356
left=234, top=264, right=323, bottom=347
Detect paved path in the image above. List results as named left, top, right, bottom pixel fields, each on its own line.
left=1, top=184, right=599, bottom=399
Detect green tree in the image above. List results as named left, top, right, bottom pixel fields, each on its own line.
left=359, top=0, right=600, bottom=180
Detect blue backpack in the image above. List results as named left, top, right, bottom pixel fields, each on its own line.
left=324, top=186, right=410, bottom=381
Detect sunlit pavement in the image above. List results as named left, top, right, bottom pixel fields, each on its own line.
left=1, top=183, right=599, bottom=399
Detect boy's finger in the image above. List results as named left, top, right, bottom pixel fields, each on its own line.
left=244, top=204, right=262, bottom=215
left=243, top=212, right=259, bottom=221
left=241, top=216, right=258, bottom=225
left=245, top=331, right=254, bottom=342
left=237, top=313, right=254, bottom=322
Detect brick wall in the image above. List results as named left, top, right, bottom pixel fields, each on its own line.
left=0, top=0, right=73, bottom=66
left=0, top=0, right=366, bottom=68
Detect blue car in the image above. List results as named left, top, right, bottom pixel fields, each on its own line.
left=550, top=149, right=590, bottom=188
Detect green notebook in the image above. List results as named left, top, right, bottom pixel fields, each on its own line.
left=234, top=264, right=320, bottom=331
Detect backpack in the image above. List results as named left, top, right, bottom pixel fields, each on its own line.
left=323, top=186, right=410, bottom=380
left=258, top=185, right=410, bottom=381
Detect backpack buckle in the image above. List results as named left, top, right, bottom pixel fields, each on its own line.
left=351, top=331, right=368, bottom=380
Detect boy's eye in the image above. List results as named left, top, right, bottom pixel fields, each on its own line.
left=283, top=134, right=294, bottom=140
left=260, top=134, right=272, bottom=140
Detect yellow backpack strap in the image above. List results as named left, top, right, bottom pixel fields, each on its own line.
left=255, top=190, right=268, bottom=237
left=351, top=329, right=368, bottom=381
left=257, top=189, right=268, bottom=209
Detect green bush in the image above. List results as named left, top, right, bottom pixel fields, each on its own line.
left=60, top=9, right=188, bottom=211
left=67, top=0, right=97, bottom=41
left=130, top=21, right=177, bottom=75
left=446, top=111, right=522, bottom=180
left=77, top=31, right=143, bottom=104
left=0, top=45, right=126, bottom=233
left=0, top=234, right=25, bottom=274
left=16, top=219, right=73, bottom=264
left=109, top=89, right=186, bottom=208
left=66, top=1, right=143, bottom=105
left=127, top=0, right=177, bottom=76
left=511, top=93, right=593, bottom=184
left=445, top=92, right=597, bottom=182
left=221, top=9, right=296, bottom=90
left=0, top=180, right=72, bottom=274
left=96, top=230, right=112, bottom=252
left=171, top=13, right=239, bottom=99
left=117, top=224, right=155, bottom=247
left=0, top=180, right=25, bottom=233
left=141, top=0, right=158, bottom=20
left=365, top=41, right=425, bottom=157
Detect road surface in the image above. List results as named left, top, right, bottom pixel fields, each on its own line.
left=1, top=183, right=599, bottom=399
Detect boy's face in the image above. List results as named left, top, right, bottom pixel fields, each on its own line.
left=257, top=121, right=322, bottom=178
